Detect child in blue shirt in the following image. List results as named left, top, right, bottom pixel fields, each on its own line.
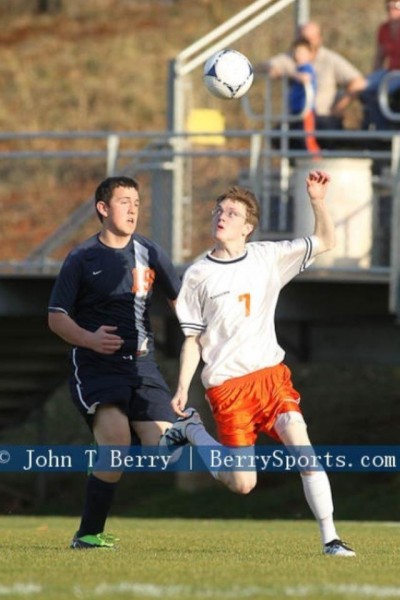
left=289, top=37, right=320, bottom=153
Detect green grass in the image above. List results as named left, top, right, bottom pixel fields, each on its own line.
left=0, top=516, right=398, bottom=600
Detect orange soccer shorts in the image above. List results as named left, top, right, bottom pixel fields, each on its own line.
left=206, top=363, right=302, bottom=446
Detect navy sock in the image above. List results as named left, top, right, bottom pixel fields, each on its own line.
left=77, top=474, right=117, bottom=537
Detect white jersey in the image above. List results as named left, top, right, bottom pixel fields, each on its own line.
left=176, top=236, right=318, bottom=388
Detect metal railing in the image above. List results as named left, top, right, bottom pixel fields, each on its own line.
left=0, top=126, right=399, bottom=319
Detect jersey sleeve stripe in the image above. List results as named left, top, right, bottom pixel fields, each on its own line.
left=48, top=306, right=68, bottom=314
left=179, top=322, right=205, bottom=332
left=299, top=236, right=313, bottom=272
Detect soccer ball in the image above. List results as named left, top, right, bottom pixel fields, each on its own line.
left=203, top=49, right=254, bottom=100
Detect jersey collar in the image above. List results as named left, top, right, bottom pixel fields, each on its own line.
left=206, top=249, right=248, bottom=264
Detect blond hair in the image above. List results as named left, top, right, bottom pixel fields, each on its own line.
left=215, top=186, right=260, bottom=234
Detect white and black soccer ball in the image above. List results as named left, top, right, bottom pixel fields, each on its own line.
left=203, top=49, right=254, bottom=100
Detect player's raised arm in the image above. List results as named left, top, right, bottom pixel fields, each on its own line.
left=306, top=170, right=336, bottom=255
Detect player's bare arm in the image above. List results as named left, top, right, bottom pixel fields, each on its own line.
left=48, top=312, right=124, bottom=354
left=171, top=334, right=202, bottom=417
left=306, top=170, right=336, bottom=255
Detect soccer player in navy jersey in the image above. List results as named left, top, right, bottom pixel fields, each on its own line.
left=48, top=176, right=181, bottom=548
left=160, top=171, right=355, bottom=557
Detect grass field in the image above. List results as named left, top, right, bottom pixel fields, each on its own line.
left=0, top=517, right=398, bottom=600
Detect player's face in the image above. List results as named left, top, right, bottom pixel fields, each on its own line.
left=211, top=199, right=251, bottom=244
left=100, top=186, right=140, bottom=235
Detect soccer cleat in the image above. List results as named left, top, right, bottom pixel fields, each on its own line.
left=70, top=532, right=119, bottom=549
left=323, top=539, right=356, bottom=557
left=159, top=408, right=202, bottom=454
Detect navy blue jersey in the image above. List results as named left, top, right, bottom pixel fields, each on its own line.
left=48, top=233, right=181, bottom=355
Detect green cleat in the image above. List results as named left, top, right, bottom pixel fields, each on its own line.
left=70, top=532, right=120, bottom=549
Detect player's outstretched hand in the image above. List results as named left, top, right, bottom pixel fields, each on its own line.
left=306, top=170, right=331, bottom=201
left=90, top=325, right=124, bottom=354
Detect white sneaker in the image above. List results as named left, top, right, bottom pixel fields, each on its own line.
left=323, top=539, right=356, bottom=557
left=159, top=408, right=203, bottom=453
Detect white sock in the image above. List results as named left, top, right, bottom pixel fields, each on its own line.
left=301, top=471, right=338, bottom=544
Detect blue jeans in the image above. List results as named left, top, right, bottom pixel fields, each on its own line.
left=361, top=69, right=400, bottom=130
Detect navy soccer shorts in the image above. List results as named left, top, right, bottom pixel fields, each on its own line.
left=68, top=348, right=176, bottom=430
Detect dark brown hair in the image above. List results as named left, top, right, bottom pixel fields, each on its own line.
left=94, top=176, right=139, bottom=222
left=292, top=36, right=313, bottom=52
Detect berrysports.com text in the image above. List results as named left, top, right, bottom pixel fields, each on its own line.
left=208, top=449, right=398, bottom=471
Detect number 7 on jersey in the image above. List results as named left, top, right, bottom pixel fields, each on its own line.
left=238, top=293, right=251, bottom=317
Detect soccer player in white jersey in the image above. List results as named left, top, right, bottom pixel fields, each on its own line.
left=160, top=170, right=356, bottom=557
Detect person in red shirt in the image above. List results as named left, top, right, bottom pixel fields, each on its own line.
left=374, top=0, right=400, bottom=71
left=362, top=0, right=400, bottom=129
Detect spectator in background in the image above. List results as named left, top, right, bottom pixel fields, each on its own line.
left=255, top=21, right=367, bottom=146
left=288, top=37, right=320, bottom=154
left=373, top=0, right=400, bottom=71
left=361, top=0, right=400, bottom=129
